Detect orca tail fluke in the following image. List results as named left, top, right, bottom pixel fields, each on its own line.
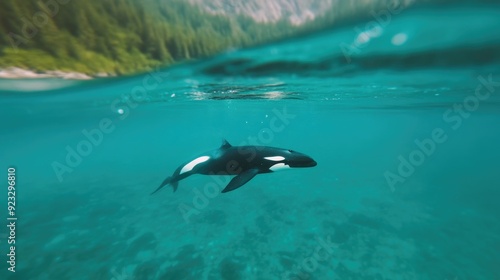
left=151, top=176, right=178, bottom=195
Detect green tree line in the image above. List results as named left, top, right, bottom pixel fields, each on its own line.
left=0, top=0, right=296, bottom=75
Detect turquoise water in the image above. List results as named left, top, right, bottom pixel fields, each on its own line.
left=1, top=4, right=500, bottom=280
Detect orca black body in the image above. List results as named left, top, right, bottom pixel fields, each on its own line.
left=151, top=139, right=317, bottom=194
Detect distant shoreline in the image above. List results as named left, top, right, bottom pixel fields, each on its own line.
left=0, top=67, right=114, bottom=80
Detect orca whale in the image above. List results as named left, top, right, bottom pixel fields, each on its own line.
left=151, top=139, right=317, bottom=194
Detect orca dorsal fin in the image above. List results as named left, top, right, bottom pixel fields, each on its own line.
left=221, top=139, right=232, bottom=149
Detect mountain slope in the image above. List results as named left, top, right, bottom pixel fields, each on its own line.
left=188, top=0, right=333, bottom=25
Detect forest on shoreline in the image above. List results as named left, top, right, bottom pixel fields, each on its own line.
left=0, top=0, right=424, bottom=76
left=0, top=0, right=297, bottom=75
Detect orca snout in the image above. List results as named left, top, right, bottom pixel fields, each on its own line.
left=301, top=157, right=317, bottom=167
left=289, top=155, right=317, bottom=168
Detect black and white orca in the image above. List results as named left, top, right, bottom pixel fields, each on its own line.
left=151, top=139, right=317, bottom=194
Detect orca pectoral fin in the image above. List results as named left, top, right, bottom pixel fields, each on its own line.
left=222, top=169, right=259, bottom=193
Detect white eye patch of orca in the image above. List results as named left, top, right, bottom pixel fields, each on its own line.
left=180, top=156, right=210, bottom=174
left=264, top=156, right=285, bottom=161
left=270, top=163, right=290, bottom=171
